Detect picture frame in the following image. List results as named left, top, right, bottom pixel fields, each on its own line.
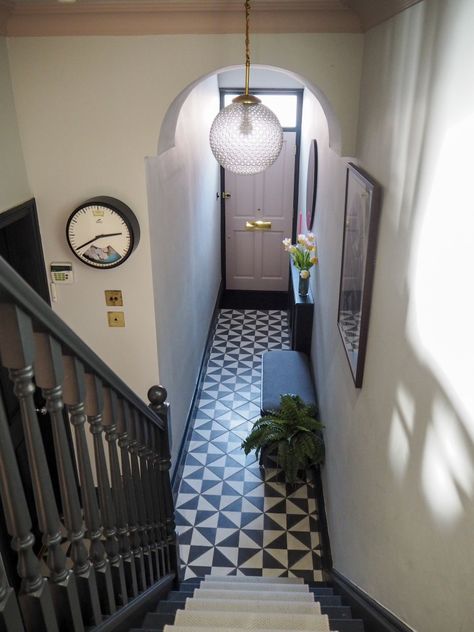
left=337, top=163, right=381, bottom=388
left=306, top=139, right=318, bottom=230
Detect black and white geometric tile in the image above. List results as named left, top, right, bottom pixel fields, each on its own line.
left=175, top=309, right=323, bottom=581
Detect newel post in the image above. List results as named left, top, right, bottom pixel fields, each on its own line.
left=147, top=386, right=181, bottom=584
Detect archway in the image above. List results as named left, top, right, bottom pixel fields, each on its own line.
left=156, top=64, right=342, bottom=157
left=146, top=65, right=342, bottom=461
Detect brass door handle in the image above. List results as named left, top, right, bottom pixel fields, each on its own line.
left=245, top=220, right=272, bottom=231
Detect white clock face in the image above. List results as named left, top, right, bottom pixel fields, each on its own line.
left=67, top=204, right=134, bottom=268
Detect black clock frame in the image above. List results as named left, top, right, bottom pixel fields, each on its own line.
left=66, top=196, right=140, bottom=269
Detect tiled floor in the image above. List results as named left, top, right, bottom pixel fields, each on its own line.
left=175, top=309, right=323, bottom=581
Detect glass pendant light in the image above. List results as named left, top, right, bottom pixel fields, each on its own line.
left=209, top=0, right=283, bottom=175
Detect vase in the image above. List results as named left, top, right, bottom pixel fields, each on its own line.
left=298, top=272, right=310, bottom=297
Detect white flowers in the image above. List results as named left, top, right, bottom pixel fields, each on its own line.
left=300, top=269, right=310, bottom=279
left=282, top=232, right=319, bottom=271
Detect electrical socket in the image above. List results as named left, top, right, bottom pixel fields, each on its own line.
left=105, top=290, right=123, bottom=306
left=107, top=312, right=125, bottom=327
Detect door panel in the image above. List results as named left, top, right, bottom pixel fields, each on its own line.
left=261, top=230, right=286, bottom=278
left=233, top=230, right=255, bottom=278
left=225, top=131, right=296, bottom=291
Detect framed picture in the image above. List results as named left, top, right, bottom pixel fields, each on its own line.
left=306, top=139, right=318, bottom=230
left=337, top=163, right=381, bottom=388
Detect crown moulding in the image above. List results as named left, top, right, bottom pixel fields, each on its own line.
left=2, top=0, right=362, bottom=36
left=1, top=0, right=424, bottom=36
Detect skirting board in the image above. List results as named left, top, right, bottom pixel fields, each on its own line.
left=312, top=465, right=332, bottom=570
left=171, top=279, right=223, bottom=495
left=327, top=569, right=415, bottom=632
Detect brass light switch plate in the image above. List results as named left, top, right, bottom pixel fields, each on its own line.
left=107, top=312, right=125, bottom=327
left=105, top=290, right=123, bottom=306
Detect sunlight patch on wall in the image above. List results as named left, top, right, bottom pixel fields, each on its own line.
left=409, top=114, right=474, bottom=439
left=421, top=396, right=473, bottom=525
left=389, top=384, right=415, bottom=482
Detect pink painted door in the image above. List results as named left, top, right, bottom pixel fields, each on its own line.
left=225, top=131, right=296, bottom=291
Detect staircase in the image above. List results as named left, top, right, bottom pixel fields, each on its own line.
left=132, top=575, right=365, bottom=632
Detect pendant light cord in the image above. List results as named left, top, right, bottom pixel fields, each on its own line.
left=245, top=0, right=250, bottom=95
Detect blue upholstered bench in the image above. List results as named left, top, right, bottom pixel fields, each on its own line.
left=260, top=350, right=317, bottom=415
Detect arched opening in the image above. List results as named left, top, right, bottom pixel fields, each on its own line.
left=157, top=64, right=342, bottom=156
left=146, top=65, right=342, bottom=461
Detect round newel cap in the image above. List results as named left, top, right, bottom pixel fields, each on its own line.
left=147, top=384, right=167, bottom=406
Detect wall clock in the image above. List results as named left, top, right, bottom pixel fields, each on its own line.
left=66, top=196, right=140, bottom=269
left=306, top=139, right=318, bottom=231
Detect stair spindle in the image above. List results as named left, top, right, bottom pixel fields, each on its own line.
left=0, top=552, right=25, bottom=632
left=119, top=400, right=147, bottom=592
left=151, top=424, right=171, bottom=574
left=141, top=420, right=163, bottom=578
left=0, top=387, right=57, bottom=632
left=84, top=373, right=128, bottom=606
left=62, top=355, right=116, bottom=616
left=35, top=333, right=101, bottom=627
left=135, top=415, right=160, bottom=581
left=148, top=386, right=180, bottom=581
left=0, top=304, right=75, bottom=630
left=103, top=387, right=138, bottom=599
left=129, top=408, right=154, bottom=587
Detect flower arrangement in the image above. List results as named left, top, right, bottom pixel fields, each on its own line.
left=282, top=233, right=318, bottom=275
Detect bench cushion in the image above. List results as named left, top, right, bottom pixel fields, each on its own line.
left=261, top=350, right=317, bottom=414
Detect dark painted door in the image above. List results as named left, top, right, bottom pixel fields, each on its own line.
left=0, top=199, right=58, bottom=587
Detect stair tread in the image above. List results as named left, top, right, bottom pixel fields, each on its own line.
left=199, top=581, right=309, bottom=592
left=203, top=574, right=304, bottom=584
left=186, top=598, right=321, bottom=614
left=173, top=609, right=330, bottom=630
left=192, top=588, right=315, bottom=602
left=163, top=628, right=323, bottom=632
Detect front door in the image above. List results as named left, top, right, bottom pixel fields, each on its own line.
left=224, top=131, right=296, bottom=291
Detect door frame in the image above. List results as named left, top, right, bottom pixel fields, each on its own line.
left=0, top=198, right=50, bottom=305
left=219, top=88, right=304, bottom=290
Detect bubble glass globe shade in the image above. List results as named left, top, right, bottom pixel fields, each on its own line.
left=209, top=101, right=283, bottom=175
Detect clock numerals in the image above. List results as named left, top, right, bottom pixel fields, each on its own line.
left=66, top=197, right=140, bottom=269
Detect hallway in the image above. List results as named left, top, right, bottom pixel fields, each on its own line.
left=175, top=309, right=323, bottom=581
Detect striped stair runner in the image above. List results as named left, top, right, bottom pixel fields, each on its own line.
left=133, top=575, right=365, bottom=632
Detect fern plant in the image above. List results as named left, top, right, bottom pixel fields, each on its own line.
left=241, top=394, right=324, bottom=484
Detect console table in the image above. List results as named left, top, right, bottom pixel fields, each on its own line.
left=288, top=260, right=314, bottom=355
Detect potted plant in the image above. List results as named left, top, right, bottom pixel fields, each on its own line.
left=241, top=394, right=324, bottom=484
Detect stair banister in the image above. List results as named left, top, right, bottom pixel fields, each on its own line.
left=0, top=254, right=178, bottom=630
left=34, top=332, right=101, bottom=627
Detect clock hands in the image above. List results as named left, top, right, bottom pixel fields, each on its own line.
left=76, top=232, right=123, bottom=250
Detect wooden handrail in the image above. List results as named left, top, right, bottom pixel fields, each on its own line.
left=0, top=256, right=164, bottom=432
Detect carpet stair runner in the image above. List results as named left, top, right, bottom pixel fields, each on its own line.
left=132, top=575, right=365, bottom=632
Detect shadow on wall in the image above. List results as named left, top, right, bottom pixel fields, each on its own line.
left=355, top=1, right=474, bottom=627
left=376, top=0, right=474, bottom=528
left=312, top=2, right=474, bottom=629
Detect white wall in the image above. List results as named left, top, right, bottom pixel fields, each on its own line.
left=0, top=37, right=29, bottom=212
left=146, top=76, right=221, bottom=467
left=311, top=2, right=474, bottom=630
left=7, top=32, right=362, bottom=456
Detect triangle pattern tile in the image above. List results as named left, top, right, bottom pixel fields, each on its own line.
left=175, top=309, right=324, bottom=581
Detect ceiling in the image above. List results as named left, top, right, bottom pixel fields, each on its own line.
left=0, top=0, right=423, bottom=36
